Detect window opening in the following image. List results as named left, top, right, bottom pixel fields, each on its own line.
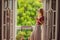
left=16, top=0, right=43, bottom=40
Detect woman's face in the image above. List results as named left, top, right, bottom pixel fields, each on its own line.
left=37, top=12, right=42, bottom=19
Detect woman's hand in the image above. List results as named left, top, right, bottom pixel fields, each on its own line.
left=36, top=16, right=44, bottom=25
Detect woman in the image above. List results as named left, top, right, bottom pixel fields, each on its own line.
left=30, top=8, right=44, bottom=40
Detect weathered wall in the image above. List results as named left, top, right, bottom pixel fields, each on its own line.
left=0, top=0, right=2, bottom=40
left=57, top=0, right=60, bottom=40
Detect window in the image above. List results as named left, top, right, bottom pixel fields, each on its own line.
left=16, top=0, right=43, bottom=40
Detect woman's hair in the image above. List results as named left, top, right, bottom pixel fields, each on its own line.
left=37, top=8, right=44, bottom=16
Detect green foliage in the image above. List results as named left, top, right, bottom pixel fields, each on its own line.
left=17, top=0, right=43, bottom=26
left=16, top=29, right=32, bottom=40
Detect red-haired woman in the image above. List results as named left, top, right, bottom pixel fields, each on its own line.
left=30, top=8, right=44, bottom=40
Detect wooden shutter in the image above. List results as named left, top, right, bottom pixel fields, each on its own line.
left=2, top=0, right=15, bottom=40
left=43, top=0, right=58, bottom=40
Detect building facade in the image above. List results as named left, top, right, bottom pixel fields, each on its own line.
left=0, top=0, right=60, bottom=40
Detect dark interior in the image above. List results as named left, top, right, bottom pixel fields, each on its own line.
left=57, top=0, right=60, bottom=40
left=0, top=0, right=2, bottom=40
